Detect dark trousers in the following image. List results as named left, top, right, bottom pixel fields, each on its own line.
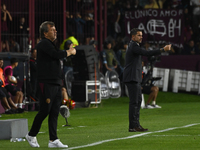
left=29, top=83, right=62, bottom=140
left=125, top=81, right=142, bottom=129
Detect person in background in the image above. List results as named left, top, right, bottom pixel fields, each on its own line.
left=29, top=48, right=38, bottom=100
left=101, top=41, right=118, bottom=74
left=183, top=39, right=200, bottom=55
left=116, top=41, right=128, bottom=76
left=0, top=58, right=24, bottom=114
left=141, top=63, right=161, bottom=109
left=132, top=0, right=143, bottom=10
left=84, top=13, right=95, bottom=45
left=1, top=40, right=9, bottom=52
left=63, top=40, right=74, bottom=75
left=61, top=87, right=69, bottom=105
left=74, top=12, right=85, bottom=45
left=1, top=3, right=12, bottom=41
left=29, top=48, right=40, bottom=111
left=65, top=11, right=75, bottom=37
left=0, top=89, right=16, bottom=114
left=9, top=36, right=20, bottom=52
left=4, top=58, right=24, bottom=109
left=19, top=17, right=29, bottom=52
left=142, top=85, right=161, bottom=109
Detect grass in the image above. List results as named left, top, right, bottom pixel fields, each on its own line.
left=0, top=91, right=199, bottom=150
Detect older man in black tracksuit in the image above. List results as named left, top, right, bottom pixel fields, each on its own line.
left=26, top=21, right=76, bottom=148
left=123, top=28, right=171, bottom=132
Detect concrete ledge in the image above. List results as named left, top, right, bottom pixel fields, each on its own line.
left=0, top=119, right=28, bottom=140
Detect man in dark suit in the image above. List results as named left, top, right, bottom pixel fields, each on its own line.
left=123, top=28, right=171, bottom=132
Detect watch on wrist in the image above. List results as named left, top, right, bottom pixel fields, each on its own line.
left=161, top=48, right=165, bottom=52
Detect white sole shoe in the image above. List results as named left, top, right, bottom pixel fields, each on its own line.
left=25, top=133, right=40, bottom=147
left=48, top=139, right=68, bottom=148
left=145, top=105, right=154, bottom=109
left=152, top=104, right=162, bottom=108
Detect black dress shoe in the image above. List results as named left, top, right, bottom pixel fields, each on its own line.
left=139, top=125, right=148, bottom=131
left=129, top=126, right=148, bottom=132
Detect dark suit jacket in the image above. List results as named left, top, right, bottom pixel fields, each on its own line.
left=123, top=40, right=161, bottom=83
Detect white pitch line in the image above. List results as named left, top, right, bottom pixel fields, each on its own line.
left=146, top=135, right=195, bottom=137
left=64, top=123, right=200, bottom=150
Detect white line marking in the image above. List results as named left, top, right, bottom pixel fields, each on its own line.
left=78, top=126, right=86, bottom=128
left=145, top=135, right=193, bottom=137
left=64, top=123, right=200, bottom=150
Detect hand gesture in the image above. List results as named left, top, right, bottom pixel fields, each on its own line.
left=67, top=44, right=76, bottom=56
left=163, top=44, right=171, bottom=51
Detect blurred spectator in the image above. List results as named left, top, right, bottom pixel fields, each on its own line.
left=144, top=0, right=163, bottom=9
left=169, top=0, right=184, bottom=9
left=28, top=48, right=39, bottom=110
left=74, top=12, right=86, bottom=45
left=19, top=17, right=29, bottom=52
left=116, top=41, right=128, bottom=76
left=184, top=8, right=192, bottom=27
left=183, top=39, right=200, bottom=55
left=65, top=11, right=75, bottom=35
left=190, top=0, right=200, bottom=41
left=89, top=39, right=101, bottom=71
left=9, top=36, right=20, bottom=52
left=0, top=58, right=24, bottom=114
left=4, top=58, right=24, bottom=108
left=143, top=41, right=153, bottom=51
left=1, top=40, right=9, bottom=52
left=143, top=85, right=161, bottom=109
left=139, top=0, right=150, bottom=8
left=123, top=0, right=132, bottom=11
left=63, top=40, right=74, bottom=75
left=89, top=38, right=98, bottom=49
left=107, top=2, right=121, bottom=39
left=61, top=87, right=69, bottom=103
left=1, top=3, right=12, bottom=41
left=81, top=0, right=94, bottom=16
left=0, top=89, right=15, bottom=114
left=183, top=26, right=193, bottom=45
left=84, top=13, right=94, bottom=45
left=132, top=0, right=143, bottom=10
left=101, top=41, right=118, bottom=74
left=29, top=48, right=38, bottom=100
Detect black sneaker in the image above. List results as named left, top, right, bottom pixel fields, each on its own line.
left=5, top=109, right=14, bottom=114
left=16, top=108, right=25, bottom=113
left=10, top=108, right=16, bottom=113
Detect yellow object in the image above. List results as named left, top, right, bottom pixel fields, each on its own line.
left=60, top=36, right=79, bottom=50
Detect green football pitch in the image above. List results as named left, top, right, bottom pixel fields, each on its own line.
left=0, top=91, right=199, bottom=150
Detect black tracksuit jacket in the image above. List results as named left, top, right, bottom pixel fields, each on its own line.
left=36, top=38, right=67, bottom=85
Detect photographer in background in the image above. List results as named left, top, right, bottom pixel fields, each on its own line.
left=141, top=61, right=161, bottom=109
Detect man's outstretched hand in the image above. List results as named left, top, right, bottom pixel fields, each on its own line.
left=66, top=44, right=76, bottom=56
left=163, top=44, right=171, bottom=51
